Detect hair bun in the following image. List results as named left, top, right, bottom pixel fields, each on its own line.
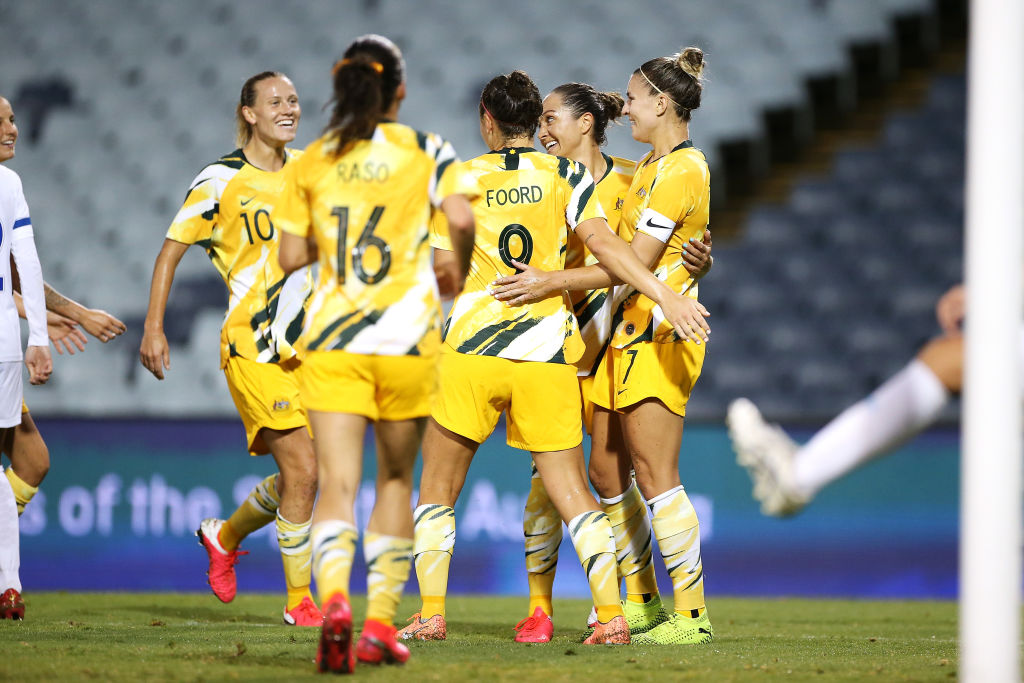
left=676, top=47, right=705, bottom=81
left=598, top=91, right=624, bottom=120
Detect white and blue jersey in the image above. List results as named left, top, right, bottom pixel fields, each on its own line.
left=0, top=165, right=46, bottom=362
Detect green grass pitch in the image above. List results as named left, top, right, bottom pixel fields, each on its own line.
left=0, top=593, right=957, bottom=681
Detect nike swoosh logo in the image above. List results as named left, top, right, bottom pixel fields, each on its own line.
left=645, top=217, right=673, bottom=231
left=698, top=628, right=712, bottom=635
left=617, top=389, right=627, bottom=395
left=240, top=196, right=256, bottom=206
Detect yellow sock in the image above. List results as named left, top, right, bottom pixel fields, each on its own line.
left=413, top=504, right=455, bottom=619
left=311, top=520, right=359, bottom=604
left=364, top=532, right=413, bottom=626
left=601, top=481, right=659, bottom=603
left=648, top=486, right=705, bottom=614
left=5, top=468, right=37, bottom=517
left=567, top=510, right=621, bottom=624
left=220, top=473, right=279, bottom=551
left=277, top=513, right=314, bottom=610
left=523, top=463, right=560, bottom=616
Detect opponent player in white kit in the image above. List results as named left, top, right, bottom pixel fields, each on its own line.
left=0, top=94, right=52, bottom=619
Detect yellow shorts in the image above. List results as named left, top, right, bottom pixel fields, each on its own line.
left=223, top=356, right=309, bottom=456
left=591, top=340, right=705, bottom=417
left=433, top=349, right=583, bottom=452
left=579, top=375, right=597, bottom=435
left=22, top=401, right=28, bottom=414
left=299, top=350, right=436, bottom=421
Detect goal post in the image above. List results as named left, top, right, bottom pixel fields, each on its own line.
left=959, top=0, right=1024, bottom=681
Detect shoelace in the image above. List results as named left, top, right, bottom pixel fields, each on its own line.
left=225, top=549, right=249, bottom=566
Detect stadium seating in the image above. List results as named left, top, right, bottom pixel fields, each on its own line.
left=0, top=0, right=962, bottom=419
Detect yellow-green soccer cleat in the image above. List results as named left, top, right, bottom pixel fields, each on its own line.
left=632, top=611, right=713, bottom=645
left=622, top=596, right=671, bottom=635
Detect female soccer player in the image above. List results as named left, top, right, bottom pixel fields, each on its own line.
left=139, top=72, right=321, bottom=627
left=399, top=70, right=710, bottom=646
left=276, top=34, right=475, bottom=673
left=0, top=94, right=52, bottom=619
left=492, top=48, right=716, bottom=645
left=514, top=82, right=713, bottom=643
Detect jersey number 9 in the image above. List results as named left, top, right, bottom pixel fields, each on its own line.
left=331, top=205, right=392, bottom=285
left=498, top=223, right=534, bottom=269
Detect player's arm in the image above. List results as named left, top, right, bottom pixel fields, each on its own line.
left=14, top=290, right=88, bottom=355
left=437, top=194, right=475, bottom=297
left=577, top=217, right=709, bottom=344
left=279, top=231, right=317, bottom=274
left=10, top=231, right=52, bottom=384
left=42, top=282, right=126, bottom=342
left=140, top=238, right=189, bottom=380
left=490, top=220, right=668, bottom=299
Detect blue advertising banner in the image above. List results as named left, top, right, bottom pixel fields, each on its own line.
left=16, top=419, right=959, bottom=599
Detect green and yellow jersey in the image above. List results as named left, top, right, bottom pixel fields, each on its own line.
left=432, top=147, right=606, bottom=364
left=610, top=140, right=710, bottom=348
left=564, top=153, right=636, bottom=376
left=166, top=148, right=312, bottom=367
left=276, top=122, right=472, bottom=356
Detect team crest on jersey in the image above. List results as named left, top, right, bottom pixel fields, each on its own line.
left=272, top=399, right=290, bottom=412
left=636, top=186, right=647, bottom=199
left=615, top=198, right=624, bottom=210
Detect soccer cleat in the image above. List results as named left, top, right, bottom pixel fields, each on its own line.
left=622, top=595, right=670, bottom=635
left=513, top=606, right=553, bottom=643
left=0, top=588, right=24, bottom=620
left=727, top=398, right=809, bottom=517
left=356, top=619, right=411, bottom=665
left=632, top=611, right=713, bottom=645
left=396, top=612, right=447, bottom=641
left=283, top=596, right=324, bottom=627
left=586, top=606, right=598, bottom=630
left=582, top=615, right=630, bottom=645
left=196, top=518, right=248, bottom=603
left=317, top=592, right=355, bottom=674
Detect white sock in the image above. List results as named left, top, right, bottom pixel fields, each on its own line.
left=793, top=359, right=949, bottom=498
left=0, top=467, right=21, bottom=592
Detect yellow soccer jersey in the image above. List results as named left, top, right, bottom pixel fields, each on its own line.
left=609, top=140, right=710, bottom=348
left=166, top=148, right=313, bottom=367
left=276, top=122, right=473, bottom=356
left=564, top=154, right=636, bottom=376
left=432, top=148, right=606, bottom=364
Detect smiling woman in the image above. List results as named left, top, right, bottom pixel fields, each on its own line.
left=138, top=72, right=323, bottom=629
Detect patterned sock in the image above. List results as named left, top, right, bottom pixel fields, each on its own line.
left=311, top=519, right=359, bottom=603
left=277, top=513, right=314, bottom=610
left=364, top=532, right=414, bottom=627
left=601, top=481, right=658, bottom=604
left=648, top=486, right=705, bottom=615
left=220, top=473, right=280, bottom=552
left=5, top=468, right=37, bottom=517
left=413, top=504, right=456, bottom=619
left=567, top=510, right=621, bottom=624
left=524, top=463, right=561, bottom=616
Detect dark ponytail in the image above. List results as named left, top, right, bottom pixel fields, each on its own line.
left=479, top=70, right=542, bottom=140
left=324, top=34, right=405, bottom=155
left=550, top=82, right=624, bottom=146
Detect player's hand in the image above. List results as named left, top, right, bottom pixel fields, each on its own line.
left=24, top=345, right=53, bottom=385
left=490, top=261, right=556, bottom=306
left=80, top=308, right=127, bottom=342
left=47, top=312, right=87, bottom=355
left=683, top=229, right=713, bottom=278
left=660, top=293, right=710, bottom=345
left=936, top=284, right=965, bottom=335
left=140, top=330, right=171, bottom=380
